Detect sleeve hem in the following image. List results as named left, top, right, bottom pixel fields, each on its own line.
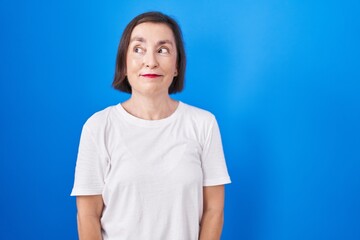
left=203, top=177, right=231, bottom=186
left=70, top=188, right=103, bottom=196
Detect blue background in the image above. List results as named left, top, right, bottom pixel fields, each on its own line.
left=1, top=0, right=359, bottom=239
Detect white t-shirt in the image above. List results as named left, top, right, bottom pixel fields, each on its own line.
left=71, top=101, right=231, bottom=240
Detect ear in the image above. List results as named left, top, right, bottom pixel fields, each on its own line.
left=174, top=70, right=178, bottom=76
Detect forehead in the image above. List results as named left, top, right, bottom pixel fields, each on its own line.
left=130, top=22, right=176, bottom=43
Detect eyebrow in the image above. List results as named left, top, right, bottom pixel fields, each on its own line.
left=130, top=37, right=174, bottom=46
left=130, top=37, right=146, bottom=43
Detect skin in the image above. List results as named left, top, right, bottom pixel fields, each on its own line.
left=76, top=196, right=103, bottom=240
left=76, top=22, right=225, bottom=240
left=199, top=185, right=225, bottom=240
left=122, top=22, right=179, bottom=119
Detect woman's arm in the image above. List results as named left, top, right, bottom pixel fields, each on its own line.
left=76, top=195, right=104, bottom=240
left=199, top=185, right=225, bottom=240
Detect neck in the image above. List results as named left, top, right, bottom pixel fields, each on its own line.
left=122, top=94, right=178, bottom=120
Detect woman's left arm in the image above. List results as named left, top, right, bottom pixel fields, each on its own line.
left=199, top=185, right=225, bottom=240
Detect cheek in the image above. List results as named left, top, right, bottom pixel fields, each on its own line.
left=126, top=58, right=141, bottom=72
left=126, top=50, right=141, bottom=65
left=163, top=58, right=177, bottom=71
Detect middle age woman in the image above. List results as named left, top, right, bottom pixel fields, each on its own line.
left=71, top=11, right=231, bottom=240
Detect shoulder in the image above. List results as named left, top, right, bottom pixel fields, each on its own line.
left=179, top=102, right=217, bottom=138
left=180, top=102, right=216, bottom=124
left=179, top=102, right=219, bottom=145
left=82, top=105, right=117, bottom=132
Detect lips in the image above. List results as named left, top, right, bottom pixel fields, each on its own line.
left=141, top=74, right=162, bottom=78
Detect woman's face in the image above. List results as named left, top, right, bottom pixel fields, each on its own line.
left=126, top=22, right=178, bottom=97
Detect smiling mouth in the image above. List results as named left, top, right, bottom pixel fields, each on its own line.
left=141, top=74, right=162, bottom=78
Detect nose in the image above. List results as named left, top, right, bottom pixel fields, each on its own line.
left=143, top=51, right=158, bottom=69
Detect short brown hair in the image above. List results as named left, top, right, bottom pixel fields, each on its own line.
left=112, top=11, right=186, bottom=94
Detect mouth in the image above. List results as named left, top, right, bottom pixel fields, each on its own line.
left=141, top=74, right=162, bottom=78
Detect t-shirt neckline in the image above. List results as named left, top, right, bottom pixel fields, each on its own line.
left=116, top=101, right=183, bottom=127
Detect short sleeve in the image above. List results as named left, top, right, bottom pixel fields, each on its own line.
left=70, top=124, right=109, bottom=196
left=201, top=117, right=231, bottom=186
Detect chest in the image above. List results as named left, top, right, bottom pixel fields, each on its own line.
left=104, top=125, right=204, bottom=188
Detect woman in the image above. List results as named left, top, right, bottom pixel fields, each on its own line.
left=71, top=11, right=231, bottom=240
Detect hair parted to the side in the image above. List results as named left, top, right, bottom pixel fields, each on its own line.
left=112, top=11, right=186, bottom=94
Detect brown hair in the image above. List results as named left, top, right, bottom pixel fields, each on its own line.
left=112, top=11, right=186, bottom=94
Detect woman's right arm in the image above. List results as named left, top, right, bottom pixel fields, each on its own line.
left=76, top=195, right=104, bottom=240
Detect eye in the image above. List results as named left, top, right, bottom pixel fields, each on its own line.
left=134, top=46, right=144, bottom=54
left=158, top=47, right=169, bottom=54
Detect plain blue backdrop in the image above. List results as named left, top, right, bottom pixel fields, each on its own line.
left=0, top=0, right=359, bottom=239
